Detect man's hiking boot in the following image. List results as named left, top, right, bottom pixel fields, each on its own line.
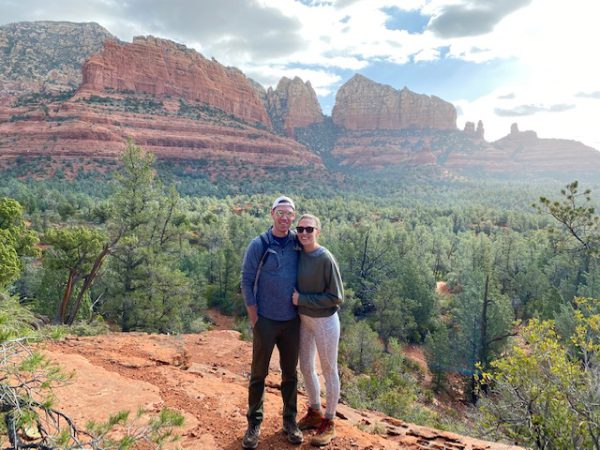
left=242, top=423, right=260, bottom=449
left=310, top=418, right=335, bottom=447
left=298, top=406, right=323, bottom=430
left=283, top=420, right=304, bottom=445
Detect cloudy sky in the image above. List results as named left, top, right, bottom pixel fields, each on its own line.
left=2, top=0, right=600, bottom=149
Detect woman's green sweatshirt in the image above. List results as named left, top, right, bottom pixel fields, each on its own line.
left=297, top=246, right=344, bottom=317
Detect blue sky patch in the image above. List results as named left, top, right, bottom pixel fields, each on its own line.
left=315, top=56, right=525, bottom=116
left=382, top=7, right=430, bottom=34
left=358, top=57, right=524, bottom=102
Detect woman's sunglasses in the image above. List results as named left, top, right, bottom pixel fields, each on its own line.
left=296, top=226, right=316, bottom=233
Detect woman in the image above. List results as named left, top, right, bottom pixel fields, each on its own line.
left=292, top=214, right=344, bottom=447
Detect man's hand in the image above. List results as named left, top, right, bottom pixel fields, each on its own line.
left=247, top=305, right=258, bottom=327
left=292, top=289, right=299, bottom=306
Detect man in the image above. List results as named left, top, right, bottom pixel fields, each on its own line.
left=240, top=195, right=304, bottom=449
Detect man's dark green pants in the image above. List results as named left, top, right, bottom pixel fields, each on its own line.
left=247, top=315, right=300, bottom=426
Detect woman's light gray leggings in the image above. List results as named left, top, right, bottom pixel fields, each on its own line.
left=298, top=312, right=340, bottom=420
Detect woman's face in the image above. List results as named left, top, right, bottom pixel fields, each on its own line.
left=297, top=217, right=320, bottom=248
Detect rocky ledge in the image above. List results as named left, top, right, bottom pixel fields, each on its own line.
left=40, top=329, right=522, bottom=450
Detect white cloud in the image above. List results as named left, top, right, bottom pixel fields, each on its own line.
left=427, top=0, right=533, bottom=38
left=412, top=47, right=441, bottom=63
left=451, top=0, right=600, bottom=149
left=242, top=65, right=342, bottom=97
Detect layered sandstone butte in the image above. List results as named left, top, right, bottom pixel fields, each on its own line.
left=78, top=36, right=271, bottom=128
left=331, top=122, right=600, bottom=174
left=0, top=32, right=322, bottom=171
left=0, top=98, right=322, bottom=171
left=329, top=74, right=458, bottom=168
left=266, top=76, right=324, bottom=137
left=328, top=75, right=600, bottom=174
left=332, top=74, right=456, bottom=131
left=0, top=21, right=113, bottom=95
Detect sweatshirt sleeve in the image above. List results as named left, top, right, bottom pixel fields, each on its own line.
left=240, top=238, right=261, bottom=307
left=298, top=253, right=344, bottom=309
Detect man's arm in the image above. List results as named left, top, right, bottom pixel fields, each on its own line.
left=241, top=237, right=261, bottom=324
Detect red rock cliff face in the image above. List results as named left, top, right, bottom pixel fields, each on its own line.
left=78, top=36, right=271, bottom=128
left=266, top=76, right=324, bottom=137
left=332, top=74, right=456, bottom=131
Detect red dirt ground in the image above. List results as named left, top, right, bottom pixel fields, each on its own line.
left=37, top=319, right=522, bottom=450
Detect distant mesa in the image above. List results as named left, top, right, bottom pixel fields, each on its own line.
left=504, top=122, right=538, bottom=140
left=332, top=74, right=457, bottom=131
left=491, top=122, right=600, bottom=173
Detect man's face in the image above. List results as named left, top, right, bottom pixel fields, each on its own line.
left=271, top=205, right=295, bottom=237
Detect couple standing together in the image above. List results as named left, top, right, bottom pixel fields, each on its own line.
left=240, top=196, right=344, bottom=448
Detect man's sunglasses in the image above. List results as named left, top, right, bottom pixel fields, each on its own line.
left=296, top=226, right=316, bottom=233
left=274, top=210, right=295, bottom=217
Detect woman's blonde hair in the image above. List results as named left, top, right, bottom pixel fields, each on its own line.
left=298, top=213, right=321, bottom=230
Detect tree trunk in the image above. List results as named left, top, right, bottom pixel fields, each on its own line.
left=479, top=274, right=490, bottom=366
left=471, top=274, right=491, bottom=402
left=66, top=244, right=110, bottom=325
left=55, top=269, right=76, bottom=324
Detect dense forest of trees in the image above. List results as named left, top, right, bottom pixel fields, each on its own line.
left=1, top=144, right=599, bottom=448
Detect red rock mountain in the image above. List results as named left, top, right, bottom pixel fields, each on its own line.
left=0, top=34, right=321, bottom=171
left=332, top=74, right=456, bottom=131
left=1, top=21, right=599, bottom=178
left=266, top=76, right=324, bottom=137
left=79, top=36, right=271, bottom=128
